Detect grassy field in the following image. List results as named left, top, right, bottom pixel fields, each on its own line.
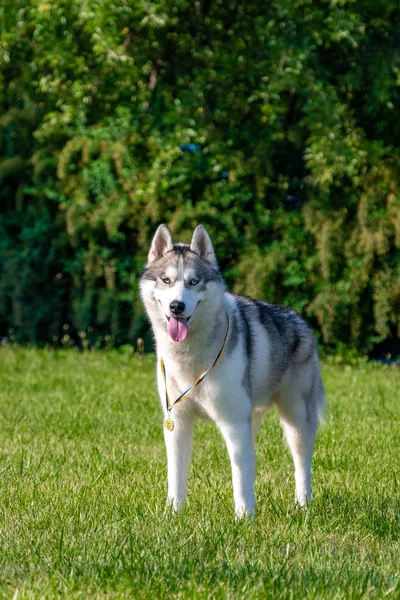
left=0, top=346, right=399, bottom=599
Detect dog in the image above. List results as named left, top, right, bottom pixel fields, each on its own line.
left=140, top=224, right=326, bottom=518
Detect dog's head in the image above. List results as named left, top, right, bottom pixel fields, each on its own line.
left=140, top=225, right=225, bottom=342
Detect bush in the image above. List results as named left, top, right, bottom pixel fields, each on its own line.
left=1, top=0, right=399, bottom=352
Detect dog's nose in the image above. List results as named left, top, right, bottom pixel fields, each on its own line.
left=170, top=300, right=185, bottom=315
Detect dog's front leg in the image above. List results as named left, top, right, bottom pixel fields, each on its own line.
left=164, top=415, right=194, bottom=513
left=219, top=420, right=256, bottom=518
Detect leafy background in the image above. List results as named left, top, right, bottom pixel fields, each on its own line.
left=1, top=0, right=399, bottom=354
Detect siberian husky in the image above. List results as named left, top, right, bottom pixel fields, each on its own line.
left=140, top=224, right=326, bottom=518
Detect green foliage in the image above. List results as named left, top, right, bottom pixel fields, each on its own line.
left=1, top=0, right=399, bottom=351
left=0, top=346, right=399, bottom=598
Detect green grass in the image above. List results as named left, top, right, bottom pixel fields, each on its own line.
left=0, top=347, right=399, bottom=599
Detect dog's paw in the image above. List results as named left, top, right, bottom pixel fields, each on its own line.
left=295, top=490, right=312, bottom=509
left=235, top=505, right=256, bottom=520
left=164, top=497, right=184, bottom=516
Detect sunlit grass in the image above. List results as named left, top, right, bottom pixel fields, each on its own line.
left=0, top=347, right=399, bottom=598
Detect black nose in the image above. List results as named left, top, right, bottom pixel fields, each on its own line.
left=170, top=300, right=185, bottom=315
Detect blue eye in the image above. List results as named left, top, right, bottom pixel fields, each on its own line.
left=190, top=279, right=199, bottom=286
left=162, top=277, right=170, bottom=284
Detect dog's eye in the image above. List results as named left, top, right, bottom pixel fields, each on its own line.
left=190, top=279, right=199, bottom=286
left=162, top=277, right=171, bottom=284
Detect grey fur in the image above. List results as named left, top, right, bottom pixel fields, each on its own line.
left=226, top=311, right=239, bottom=356
left=141, top=243, right=223, bottom=286
left=234, top=296, right=253, bottom=395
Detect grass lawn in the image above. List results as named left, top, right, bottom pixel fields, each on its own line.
left=0, top=346, right=399, bottom=599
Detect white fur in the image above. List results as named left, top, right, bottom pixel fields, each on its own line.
left=153, top=262, right=205, bottom=320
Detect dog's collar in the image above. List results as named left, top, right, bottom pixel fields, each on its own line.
left=160, top=313, right=230, bottom=432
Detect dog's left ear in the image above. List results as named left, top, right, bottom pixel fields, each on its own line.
left=148, top=224, right=174, bottom=263
left=190, top=225, right=217, bottom=265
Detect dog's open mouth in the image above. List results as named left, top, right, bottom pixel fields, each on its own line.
left=166, top=315, right=191, bottom=343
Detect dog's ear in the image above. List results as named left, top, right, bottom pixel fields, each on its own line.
left=190, top=225, right=217, bottom=265
left=148, top=224, right=174, bottom=263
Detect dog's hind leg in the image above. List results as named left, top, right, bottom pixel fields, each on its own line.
left=278, top=381, right=319, bottom=507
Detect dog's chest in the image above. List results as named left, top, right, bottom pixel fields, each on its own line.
left=163, top=356, right=210, bottom=395
left=160, top=348, right=247, bottom=419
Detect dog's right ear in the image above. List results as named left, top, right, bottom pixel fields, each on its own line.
left=148, top=224, right=174, bottom=263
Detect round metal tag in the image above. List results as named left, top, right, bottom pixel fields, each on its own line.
left=164, top=417, right=174, bottom=432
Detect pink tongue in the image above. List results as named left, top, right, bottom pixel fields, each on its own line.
left=168, top=317, right=189, bottom=342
